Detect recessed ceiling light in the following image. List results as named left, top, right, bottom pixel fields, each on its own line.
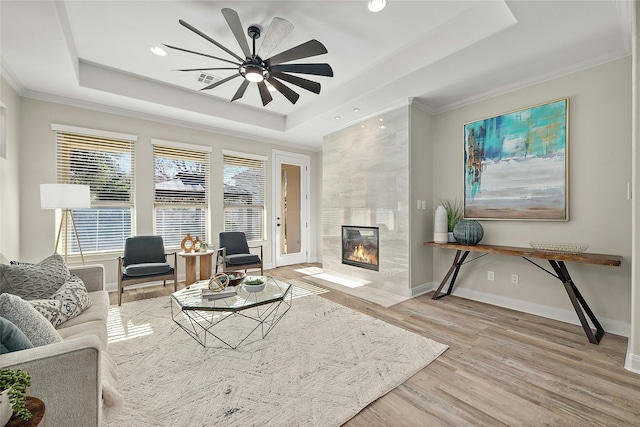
left=353, top=108, right=360, bottom=113
left=150, top=46, right=167, bottom=56
left=368, top=0, right=387, bottom=12
left=335, top=116, right=342, bottom=120
left=379, top=118, right=384, bottom=122
left=380, top=125, right=387, bottom=129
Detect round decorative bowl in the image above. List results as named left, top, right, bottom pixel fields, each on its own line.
left=243, top=278, right=265, bottom=293
left=224, top=271, right=247, bottom=287
left=453, top=219, right=484, bottom=245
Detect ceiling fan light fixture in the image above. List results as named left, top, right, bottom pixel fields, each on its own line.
left=368, top=0, right=387, bottom=12
left=245, top=69, right=264, bottom=82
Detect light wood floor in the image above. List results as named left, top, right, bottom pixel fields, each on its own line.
left=110, top=263, right=640, bottom=426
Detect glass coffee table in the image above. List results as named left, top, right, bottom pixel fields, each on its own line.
left=170, top=276, right=292, bottom=349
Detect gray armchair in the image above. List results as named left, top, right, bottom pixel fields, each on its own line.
left=215, top=232, right=263, bottom=275
left=117, top=235, right=177, bottom=305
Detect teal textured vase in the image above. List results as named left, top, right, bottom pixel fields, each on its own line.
left=453, top=220, right=484, bottom=245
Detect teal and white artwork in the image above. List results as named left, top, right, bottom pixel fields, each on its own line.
left=463, top=98, right=568, bottom=220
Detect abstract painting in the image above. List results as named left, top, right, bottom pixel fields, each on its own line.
left=463, top=98, right=568, bottom=220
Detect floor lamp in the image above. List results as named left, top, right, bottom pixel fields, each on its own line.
left=40, top=184, right=91, bottom=264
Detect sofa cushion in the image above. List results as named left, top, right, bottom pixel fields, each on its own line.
left=123, top=262, right=172, bottom=277
left=0, top=316, right=34, bottom=354
left=0, top=293, right=63, bottom=347
left=0, top=253, right=70, bottom=299
left=56, top=320, right=108, bottom=350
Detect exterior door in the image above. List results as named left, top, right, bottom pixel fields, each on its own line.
left=273, top=151, right=309, bottom=266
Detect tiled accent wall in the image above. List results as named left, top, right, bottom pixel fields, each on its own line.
left=322, top=107, right=410, bottom=296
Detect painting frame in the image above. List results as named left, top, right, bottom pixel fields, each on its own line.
left=463, top=98, right=569, bottom=221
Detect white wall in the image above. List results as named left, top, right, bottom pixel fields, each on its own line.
left=409, top=103, right=434, bottom=292
left=0, top=77, right=21, bottom=263
left=16, top=97, right=318, bottom=287
left=628, top=0, right=639, bottom=370
left=431, top=57, right=632, bottom=329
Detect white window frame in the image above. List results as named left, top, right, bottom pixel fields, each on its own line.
left=152, top=139, right=212, bottom=248
left=52, top=123, right=137, bottom=255
left=222, top=150, right=268, bottom=242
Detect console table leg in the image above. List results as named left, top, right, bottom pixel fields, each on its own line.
left=549, top=260, right=604, bottom=344
left=432, top=250, right=470, bottom=300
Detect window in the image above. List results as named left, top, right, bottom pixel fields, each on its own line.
left=153, top=140, right=211, bottom=247
left=53, top=124, right=136, bottom=254
left=223, top=151, right=267, bottom=241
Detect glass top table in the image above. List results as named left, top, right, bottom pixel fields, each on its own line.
left=170, top=276, right=292, bottom=349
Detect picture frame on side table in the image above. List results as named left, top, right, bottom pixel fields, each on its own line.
left=463, top=98, right=569, bottom=221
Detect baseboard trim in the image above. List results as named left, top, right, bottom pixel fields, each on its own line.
left=415, top=283, right=630, bottom=338
left=411, top=281, right=435, bottom=297
left=625, top=351, right=640, bottom=373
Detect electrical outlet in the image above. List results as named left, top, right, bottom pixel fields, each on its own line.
left=511, top=274, right=519, bottom=284
left=487, top=270, right=495, bottom=281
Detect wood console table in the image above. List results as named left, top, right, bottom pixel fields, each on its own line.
left=424, top=242, right=623, bottom=344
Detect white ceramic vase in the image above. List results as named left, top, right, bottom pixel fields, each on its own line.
left=434, top=205, right=448, bottom=243
left=0, top=388, right=12, bottom=427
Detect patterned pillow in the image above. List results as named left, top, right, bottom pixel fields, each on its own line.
left=29, top=274, right=92, bottom=327
left=0, top=293, right=62, bottom=347
left=29, top=299, right=73, bottom=327
left=0, top=253, right=70, bottom=299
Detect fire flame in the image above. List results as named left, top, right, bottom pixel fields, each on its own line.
left=348, top=243, right=378, bottom=266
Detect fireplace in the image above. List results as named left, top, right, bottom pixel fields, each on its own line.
left=342, top=226, right=379, bottom=271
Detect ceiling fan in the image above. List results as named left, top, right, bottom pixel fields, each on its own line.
left=164, top=8, right=334, bottom=106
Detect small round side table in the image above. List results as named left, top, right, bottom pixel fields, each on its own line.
left=6, top=397, right=45, bottom=426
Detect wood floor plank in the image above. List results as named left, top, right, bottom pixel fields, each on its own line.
left=109, top=263, right=640, bottom=426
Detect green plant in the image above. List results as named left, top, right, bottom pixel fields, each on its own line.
left=0, top=368, right=32, bottom=421
left=439, top=198, right=463, bottom=232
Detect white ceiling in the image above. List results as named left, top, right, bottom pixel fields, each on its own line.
left=0, top=1, right=632, bottom=150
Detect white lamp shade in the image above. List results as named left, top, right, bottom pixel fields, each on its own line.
left=40, top=184, right=91, bottom=209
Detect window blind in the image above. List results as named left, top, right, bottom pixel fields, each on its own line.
left=223, top=153, right=266, bottom=241
left=56, top=130, right=135, bottom=253
left=154, top=144, right=210, bottom=247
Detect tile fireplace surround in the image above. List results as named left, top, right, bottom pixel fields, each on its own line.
left=322, top=107, right=410, bottom=298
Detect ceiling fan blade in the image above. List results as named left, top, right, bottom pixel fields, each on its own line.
left=270, top=63, right=334, bottom=77
left=163, top=44, right=240, bottom=66
left=257, top=17, right=294, bottom=59
left=267, top=77, right=300, bottom=104
left=266, top=40, right=328, bottom=66
left=257, top=81, right=273, bottom=106
left=231, top=80, right=250, bottom=102
left=271, top=71, right=321, bottom=94
left=221, top=8, right=251, bottom=59
left=176, top=67, right=238, bottom=72
left=179, top=19, right=244, bottom=62
left=200, top=73, right=240, bottom=91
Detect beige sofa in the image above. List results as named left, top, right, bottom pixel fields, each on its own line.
left=0, top=264, right=117, bottom=426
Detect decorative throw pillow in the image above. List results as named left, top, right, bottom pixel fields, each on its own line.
left=0, top=293, right=62, bottom=347
left=0, top=316, right=34, bottom=354
left=29, top=299, right=71, bottom=328
left=29, top=274, right=92, bottom=327
left=53, top=274, right=92, bottom=313
left=0, top=253, right=70, bottom=299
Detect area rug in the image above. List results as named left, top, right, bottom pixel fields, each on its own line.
left=103, top=285, right=447, bottom=426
